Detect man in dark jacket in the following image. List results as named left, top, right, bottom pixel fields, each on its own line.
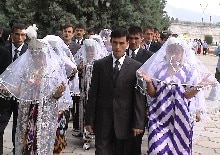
left=85, top=28, right=145, bottom=155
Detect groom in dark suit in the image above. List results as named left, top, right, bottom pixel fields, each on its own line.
left=2, top=23, right=27, bottom=154
left=85, top=28, right=145, bottom=155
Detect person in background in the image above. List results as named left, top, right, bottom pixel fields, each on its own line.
left=74, top=39, right=105, bottom=150
left=0, top=26, right=10, bottom=46
left=153, top=27, right=160, bottom=42
left=62, top=23, right=81, bottom=56
left=143, top=26, right=161, bottom=53
left=214, top=45, right=220, bottom=82
left=158, top=32, right=169, bottom=45
left=86, top=28, right=95, bottom=38
left=202, top=40, right=208, bottom=55
left=73, top=23, right=86, bottom=45
left=127, top=25, right=153, bottom=155
left=207, top=45, right=220, bottom=101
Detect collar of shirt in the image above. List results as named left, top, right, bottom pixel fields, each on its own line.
left=129, top=47, right=140, bottom=57
left=12, top=43, right=24, bottom=58
left=145, top=42, right=151, bottom=47
left=112, top=53, right=126, bottom=70
left=76, top=39, right=83, bottom=44
left=12, top=43, right=24, bottom=51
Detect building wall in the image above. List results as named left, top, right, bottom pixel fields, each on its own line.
left=169, top=22, right=220, bottom=43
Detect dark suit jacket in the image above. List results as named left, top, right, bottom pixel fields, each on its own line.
left=0, top=43, right=28, bottom=127
left=68, top=41, right=81, bottom=56
left=0, top=46, right=12, bottom=122
left=0, top=46, right=11, bottom=74
left=85, top=55, right=145, bottom=139
left=5, top=43, right=28, bottom=62
left=149, top=42, right=162, bottom=53
left=126, top=48, right=153, bottom=64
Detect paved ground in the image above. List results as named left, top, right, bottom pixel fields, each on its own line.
left=3, top=54, right=220, bottom=155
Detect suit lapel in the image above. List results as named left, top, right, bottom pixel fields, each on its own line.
left=105, top=55, right=114, bottom=81
left=105, top=55, right=131, bottom=81
left=125, top=49, right=129, bottom=56
left=5, top=44, right=13, bottom=62
left=20, top=43, right=28, bottom=55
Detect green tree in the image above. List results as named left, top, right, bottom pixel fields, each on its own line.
left=1, top=0, right=170, bottom=35
left=3, top=0, right=77, bottom=37
left=204, top=34, right=213, bottom=44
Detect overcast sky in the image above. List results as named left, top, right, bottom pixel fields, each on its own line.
left=164, top=0, right=220, bottom=23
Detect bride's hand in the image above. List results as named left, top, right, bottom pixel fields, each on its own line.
left=198, top=74, right=214, bottom=86
left=137, top=71, right=152, bottom=83
left=53, top=82, right=66, bottom=99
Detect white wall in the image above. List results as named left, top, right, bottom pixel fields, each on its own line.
left=169, top=22, right=220, bottom=44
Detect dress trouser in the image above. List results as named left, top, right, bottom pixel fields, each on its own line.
left=12, top=101, right=18, bottom=154
left=95, top=125, right=132, bottom=155
left=131, top=133, right=144, bottom=155
left=0, top=99, right=13, bottom=155
left=72, top=96, right=80, bottom=130
left=131, top=106, right=148, bottom=155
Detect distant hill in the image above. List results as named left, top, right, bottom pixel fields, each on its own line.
left=165, top=4, right=220, bottom=23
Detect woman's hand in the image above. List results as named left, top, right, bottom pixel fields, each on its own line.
left=137, top=71, right=152, bottom=83
left=137, top=71, right=156, bottom=97
left=68, top=68, right=78, bottom=81
left=77, top=63, right=84, bottom=72
left=198, top=74, right=214, bottom=86
left=53, top=82, right=66, bottom=99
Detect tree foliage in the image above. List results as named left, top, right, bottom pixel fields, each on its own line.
left=1, top=0, right=170, bottom=36
left=204, top=34, right=213, bottom=44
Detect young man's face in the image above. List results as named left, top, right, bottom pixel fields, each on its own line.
left=75, top=28, right=85, bottom=40
left=111, top=36, right=129, bottom=59
left=11, top=28, right=26, bottom=47
left=62, top=27, right=74, bottom=42
left=143, top=29, right=154, bottom=43
left=129, top=33, right=143, bottom=50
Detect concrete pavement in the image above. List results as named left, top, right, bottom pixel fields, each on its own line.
left=3, top=54, right=220, bottom=155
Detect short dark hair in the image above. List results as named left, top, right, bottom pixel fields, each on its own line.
left=11, top=23, right=26, bottom=33
left=143, top=26, right=154, bottom=33
left=87, top=28, right=95, bottom=34
left=160, top=32, right=169, bottom=41
left=154, top=27, right=159, bottom=33
left=110, top=28, right=129, bottom=41
left=128, top=25, right=143, bottom=35
left=62, top=23, right=74, bottom=31
left=75, top=23, right=86, bottom=30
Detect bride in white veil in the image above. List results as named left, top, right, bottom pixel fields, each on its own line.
left=136, top=37, right=218, bottom=155
left=0, top=25, right=71, bottom=154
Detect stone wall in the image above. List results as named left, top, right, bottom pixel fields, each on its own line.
left=169, top=22, right=220, bottom=43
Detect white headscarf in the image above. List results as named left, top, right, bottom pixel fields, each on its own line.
left=43, top=35, right=80, bottom=96
left=74, top=39, right=105, bottom=65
